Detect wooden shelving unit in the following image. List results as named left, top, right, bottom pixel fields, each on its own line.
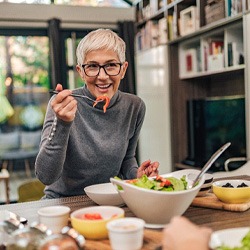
left=134, top=0, right=250, bottom=172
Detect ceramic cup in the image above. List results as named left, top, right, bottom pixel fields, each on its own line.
left=37, top=205, right=70, bottom=234
left=106, top=217, right=145, bottom=250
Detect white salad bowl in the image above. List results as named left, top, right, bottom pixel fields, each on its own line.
left=110, top=169, right=205, bottom=228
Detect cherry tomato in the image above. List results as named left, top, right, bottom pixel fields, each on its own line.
left=78, top=213, right=103, bottom=220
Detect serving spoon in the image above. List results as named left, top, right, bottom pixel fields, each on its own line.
left=188, top=142, right=231, bottom=189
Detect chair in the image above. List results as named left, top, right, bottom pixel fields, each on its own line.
left=0, top=169, right=10, bottom=204
left=0, top=130, right=41, bottom=177
left=213, top=159, right=250, bottom=178
left=18, top=179, right=45, bottom=203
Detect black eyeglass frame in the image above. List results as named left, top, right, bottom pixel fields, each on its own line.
left=81, top=63, right=123, bottom=77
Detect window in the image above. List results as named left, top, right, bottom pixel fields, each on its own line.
left=63, top=31, right=90, bottom=89
left=0, top=32, right=50, bottom=132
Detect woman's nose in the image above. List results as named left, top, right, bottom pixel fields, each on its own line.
left=98, top=67, right=109, bottom=78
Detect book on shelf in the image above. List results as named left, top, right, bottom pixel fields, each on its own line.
left=184, top=48, right=198, bottom=74
left=149, top=21, right=159, bottom=48
left=228, top=42, right=237, bottom=66
left=168, top=15, right=174, bottom=41
left=135, top=20, right=159, bottom=51
left=150, top=0, right=159, bottom=15
left=172, top=11, right=178, bottom=39
left=203, top=39, right=224, bottom=71
left=208, top=39, right=224, bottom=71
left=210, top=40, right=224, bottom=55
left=142, top=5, right=151, bottom=19
left=135, top=31, right=143, bottom=51
left=158, top=17, right=168, bottom=44
left=227, top=0, right=232, bottom=16
left=230, top=0, right=243, bottom=16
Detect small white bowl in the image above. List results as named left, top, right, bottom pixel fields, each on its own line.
left=107, top=217, right=145, bottom=250
left=84, top=183, right=124, bottom=206
left=38, top=205, right=70, bottom=234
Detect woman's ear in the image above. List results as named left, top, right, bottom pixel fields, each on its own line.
left=121, top=61, right=128, bottom=79
left=76, top=65, right=85, bottom=80
left=76, top=64, right=82, bottom=75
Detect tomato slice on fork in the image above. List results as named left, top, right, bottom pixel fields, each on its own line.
left=93, top=95, right=110, bottom=113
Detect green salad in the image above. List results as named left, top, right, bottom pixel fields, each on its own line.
left=116, top=174, right=188, bottom=192
left=215, top=230, right=250, bottom=250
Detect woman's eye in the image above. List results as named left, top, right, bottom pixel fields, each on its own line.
left=87, top=64, right=99, bottom=69
left=106, top=63, right=117, bottom=68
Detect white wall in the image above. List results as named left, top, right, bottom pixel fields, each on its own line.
left=0, top=3, right=135, bottom=29
left=136, top=45, right=172, bottom=174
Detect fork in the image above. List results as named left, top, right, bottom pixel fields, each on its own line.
left=49, top=90, right=103, bottom=103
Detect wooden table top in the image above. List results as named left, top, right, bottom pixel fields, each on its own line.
left=1, top=175, right=250, bottom=249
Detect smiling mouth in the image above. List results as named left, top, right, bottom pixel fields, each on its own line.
left=96, top=84, right=111, bottom=89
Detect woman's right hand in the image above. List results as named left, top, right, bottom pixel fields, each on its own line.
left=162, top=216, right=212, bottom=250
left=51, top=84, right=77, bottom=122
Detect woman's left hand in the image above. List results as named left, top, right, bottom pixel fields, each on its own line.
left=137, top=159, right=159, bottom=178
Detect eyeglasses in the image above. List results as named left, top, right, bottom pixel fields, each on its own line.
left=81, top=62, right=123, bottom=77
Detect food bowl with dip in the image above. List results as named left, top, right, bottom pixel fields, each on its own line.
left=70, top=206, right=124, bottom=240
left=212, top=179, right=250, bottom=204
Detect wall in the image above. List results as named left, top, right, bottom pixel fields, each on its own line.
left=136, top=45, right=172, bottom=174
left=0, top=2, right=135, bottom=29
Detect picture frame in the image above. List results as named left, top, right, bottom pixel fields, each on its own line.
left=180, top=6, right=198, bottom=36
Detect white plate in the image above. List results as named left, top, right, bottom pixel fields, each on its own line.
left=209, top=227, right=250, bottom=249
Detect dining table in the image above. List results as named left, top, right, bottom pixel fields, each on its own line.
left=1, top=174, right=250, bottom=249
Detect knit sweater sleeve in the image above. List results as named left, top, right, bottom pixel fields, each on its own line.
left=35, top=98, right=73, bottom=185
left=120, top=98, right=146, bottom=179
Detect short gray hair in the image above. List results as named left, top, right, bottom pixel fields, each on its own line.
left=76, top=29, right=126, bottom=65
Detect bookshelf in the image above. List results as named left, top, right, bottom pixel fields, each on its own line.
left=134, top=0, right=250, bottom=172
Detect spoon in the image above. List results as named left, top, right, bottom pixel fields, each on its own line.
left=189, top=142, right=231, bottom=189
left=49, top=90, right=103, bottom=103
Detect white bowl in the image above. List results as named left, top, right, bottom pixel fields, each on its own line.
left=197, top=173, right=214, bottom=197
left=84, top=183, right=125, bottom=206
left=110, top=169, right=205, bottom=228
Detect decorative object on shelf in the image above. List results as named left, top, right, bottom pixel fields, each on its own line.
left=179, top=6, right=199, bottom=36
left=205, top=0, right=225, bottom=25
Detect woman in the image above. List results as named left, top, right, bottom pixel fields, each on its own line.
left=35, top=29, right=159, bottom=199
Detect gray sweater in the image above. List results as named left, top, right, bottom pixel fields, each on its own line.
left=35, top=86, right=146, bottom=198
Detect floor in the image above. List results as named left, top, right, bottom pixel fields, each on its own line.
left=0, top=169, right=36, bottom=204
